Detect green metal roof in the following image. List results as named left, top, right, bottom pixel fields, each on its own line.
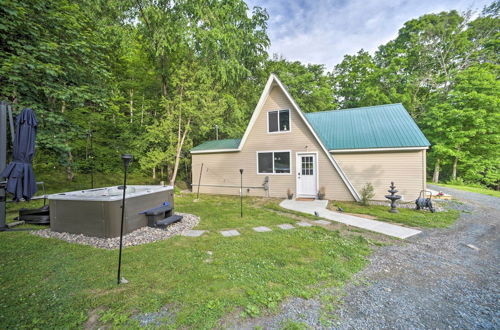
left=191, top=138, right=241, bottom=151
left=305, top=104, right=430, bottom=150
left=191, top=104, right=430, bottom=152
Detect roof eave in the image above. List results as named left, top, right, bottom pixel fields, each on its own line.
left=190, top=149, right=240, bottom=154
left=330, top=146, right=430, bottom=153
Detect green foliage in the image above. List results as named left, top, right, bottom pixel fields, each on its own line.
left=331, top=50, right=390, bottom=109
left=432, top=182, right=500, bottom=197
left=280, top=319, right=311, bottom=330
left=264, top=56, right=337, bottom=112
left=1, top=0, right=498, bottom=189
left=422, top=63, right=500, bottom=186
left=359, top=183, right=375, bottom=206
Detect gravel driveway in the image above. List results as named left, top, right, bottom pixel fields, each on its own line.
left=231, top=185, right=500, bottom=329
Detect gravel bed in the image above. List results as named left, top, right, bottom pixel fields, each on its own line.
left=31, top=212, right=199, bottom=249
left=229, top=186, right=500, bottom=329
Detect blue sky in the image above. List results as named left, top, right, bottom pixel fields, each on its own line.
left=246, top=0, right=492, bottom=69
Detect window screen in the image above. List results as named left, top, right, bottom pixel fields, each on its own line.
left=258, top=153, right=273, bottom=173
left=268, top=110, right=290, bottom=132
left=279, top=110, right=290, bottom=131
left=268, top=111, right=279, bottom=132
left=274, top=152, right=290, bottom=173
left=258, top=151, right=290, bottom=174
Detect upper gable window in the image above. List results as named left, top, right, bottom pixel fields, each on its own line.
left=268, top=109, right=290, bottom=133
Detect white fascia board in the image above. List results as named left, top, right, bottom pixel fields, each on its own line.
left=271, top=75, right=361, bottom=202
left=331, top=146, right=429, bottom=153
left=237, top=74, right=276, bottom=150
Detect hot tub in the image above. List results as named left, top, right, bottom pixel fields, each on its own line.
left=49, top=185, right=174, bottom=238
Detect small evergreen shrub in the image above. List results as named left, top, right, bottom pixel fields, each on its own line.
left=360, top=183, right=375, bottom=206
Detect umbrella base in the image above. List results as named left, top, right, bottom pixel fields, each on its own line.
left=16, top=205, right=50, bottom=225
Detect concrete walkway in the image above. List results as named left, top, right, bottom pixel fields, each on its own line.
left=279, top=199, right=421, bottom=239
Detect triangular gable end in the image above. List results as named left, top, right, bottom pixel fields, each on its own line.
left=238, top=74, right=361, bottom=202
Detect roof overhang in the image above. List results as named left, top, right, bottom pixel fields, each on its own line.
left=330, top=146, right=429, bottom=153
left=191, top=149, right=239, bottom=154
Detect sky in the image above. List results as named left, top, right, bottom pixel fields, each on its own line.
left=245, top=0, right=492, bottom=69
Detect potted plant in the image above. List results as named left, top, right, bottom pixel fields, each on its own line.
left=317, top=186, right=326, bottom=200
left=287, top=188, right=294, bottom=200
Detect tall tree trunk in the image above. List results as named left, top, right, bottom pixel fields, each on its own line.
left=152, top=167, right=156, bottom=180
left=160, top=166, right=164, bottom=179
left=140, top=93, right=145, bottom=126
left=432, top=158, right=440, bottom=183
left=66, top=150, right=74, bottom=182
left=452, top=157, right=458, bottom=181
left=129, top=89, right=134, bottom=123
left=61, top=101, right=66, bottom=113
left=169, top=118, right=190, bottom=186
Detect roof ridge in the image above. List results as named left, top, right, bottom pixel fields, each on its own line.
left=305, top=103, right=403, bottom=115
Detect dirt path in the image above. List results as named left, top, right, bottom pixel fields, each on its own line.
left=231, top=185, right=500, bottom=329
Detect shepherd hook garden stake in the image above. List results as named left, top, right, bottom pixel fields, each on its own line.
left=117, top=154, right=132, bottom=284
left=240, top=169, right=244, bottom=217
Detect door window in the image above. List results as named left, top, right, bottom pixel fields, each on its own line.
left=301, top=156, right=313, bottom=175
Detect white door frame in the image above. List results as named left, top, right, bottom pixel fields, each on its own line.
left=295, top=152, right=319, bottom=197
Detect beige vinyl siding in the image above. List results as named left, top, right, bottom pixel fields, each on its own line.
left=333, top=150, right=426, bottom=201
left=192, top=85, right=355, bottom=201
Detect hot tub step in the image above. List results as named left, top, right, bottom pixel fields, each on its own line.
left=155, top=215, right=183, bottom=227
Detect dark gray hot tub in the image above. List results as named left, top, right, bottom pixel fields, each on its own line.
left=49, top=185, right=174, bottom=238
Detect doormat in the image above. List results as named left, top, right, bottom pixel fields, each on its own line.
left=296, top=198, right=315, bottom=201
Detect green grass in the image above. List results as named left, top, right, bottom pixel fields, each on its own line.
left=0, top=191, right=372, bottom=328
left=431, top=183, right=500, bottom=198
left=329, top=201, right=460, bottom=228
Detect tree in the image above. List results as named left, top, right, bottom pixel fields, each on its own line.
left=0, top=0, right=115, bottom=180
left=264, top=56, right=337, bottom=112
left=422, top=63, right=499, bottom=185
left=330, top=50, right=389, bottom=109
left=132, top=0, right=270, bottom=185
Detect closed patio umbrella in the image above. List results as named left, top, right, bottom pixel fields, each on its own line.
left=0, top=108, right=38, bottom=202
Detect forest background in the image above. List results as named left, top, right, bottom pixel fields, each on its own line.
left=1, top=0, right=498, bottom=190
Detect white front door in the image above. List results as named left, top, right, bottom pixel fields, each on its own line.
left=296, top=153, right=317, bottom=197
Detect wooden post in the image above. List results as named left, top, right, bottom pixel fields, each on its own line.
left=196, top=163, right=203, bottom=199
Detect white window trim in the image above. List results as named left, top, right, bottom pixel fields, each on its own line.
left=256, top=150, right=293, bottom=175
left=267, top=109, right=292, bottom=134
left=295, top=152, right=319, bottom=197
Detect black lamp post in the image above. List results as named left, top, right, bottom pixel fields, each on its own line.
left=117, top=154, right=132, bottom=284
left=239, top=169, right=244, bottom=217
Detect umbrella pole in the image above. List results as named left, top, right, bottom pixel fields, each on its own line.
left=0, top=102, right=7, bottom=230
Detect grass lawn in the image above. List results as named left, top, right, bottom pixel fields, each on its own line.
left=328, top=201, right=460, bottom=228
left=431, top=183, right=500, bottom=198
left=0, top=192, right=372, bottom=328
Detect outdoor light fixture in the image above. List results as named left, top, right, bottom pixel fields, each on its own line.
left=239, top=169, right=244, bottom=217
left=117, top=154, right=132, bottom=284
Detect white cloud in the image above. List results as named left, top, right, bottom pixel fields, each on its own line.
left=246, top=0, right=492, bottom=69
